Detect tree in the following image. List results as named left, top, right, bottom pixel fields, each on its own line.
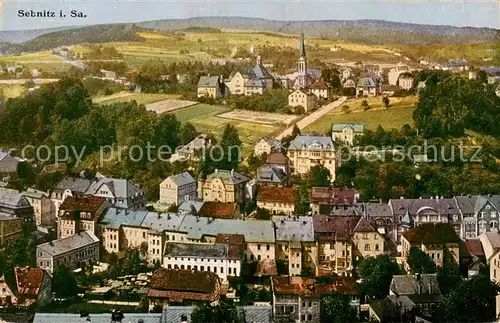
left=52, top=265, right=80, bottom=298
left=180, top=122, right=198, bottom=145
left=255, top=207, right=271, bottom=220
left=383, top=96, right=390, bottom=108
left=307, top=165, right=331, bottom=187
left=167, top=203, right=179, bottom=213
left=438, top=274, right=499, bottom=322
left=437, top=248, right=462, bottom=295
left=357, top=255, right=401, bottom=300
left=321, top=294, right=359, bottom=323
left=191, top=302, right=243, bottom=323
left=361, top=100, right=370, bottom=111
left=406, top=247, right=437, bottom=274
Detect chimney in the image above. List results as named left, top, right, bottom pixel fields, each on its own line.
left=75, top=211, right=81, bottom=235
left=256, top=55, right=262, bottom=65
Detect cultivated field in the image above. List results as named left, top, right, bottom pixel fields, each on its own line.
left=218, top=109, right=299, bottom=126
left=0, top=51, right=71, bottom=71
left=303, top=95, right=418, bottom=134
left=146, top=98, right=198, bottom=114
left=172, top=103, right=284, bottom=154
left=93, top=92, right=180, bottom=105
left=0, top=85, right=27, bottom=98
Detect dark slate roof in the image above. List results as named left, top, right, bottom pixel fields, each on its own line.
left=164, top=172, right=195, bottom=187
left=353, top=217, right=376, bottom=233
left=257, top=165, right=287, bottom=184
left=288, top=135, right=334, bottom=151
left=33, top=313, right=161, bottom=323
left=389, top=198, right=460, bottom=216
left=357, top=77, right=377, bottom=87
left=390, top=274, right=441, bottom=296
left=160, top=305, right=272, bottom=323
left=198, top=76, right=220, bottom=87
left=52, top=176, right=93, bottom=194
left=454, top=196, right=478, bottom=215
left=312, top=215, right=360, bottom=239
left=164, top=242, right=234, bottom=260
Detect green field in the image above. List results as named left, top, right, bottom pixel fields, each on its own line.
left=0, top=51, right=71, bottom=72
left=303, top=96, right=418, bottom=134
left=173, top=103, right=283, bottom=154
left=93, top=92, right=180, bottom=105
left=0, top=85, right=27, bottom=98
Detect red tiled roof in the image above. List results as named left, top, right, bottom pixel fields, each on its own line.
left=215, top=234, right=245, bottom=259
left=149, top=268, right=220, bottom=302
left=353, top=217, right=377, bottom=233
left=272, top=276, right=358, bottom=297
left=60, top=196, right=108, bottom=214
left=257, top=186, right=298, bottom=204
left=312, top=215, right=360, bottom=239
left=402, top=223, right=460, bottom=245
left=465, top=239, right=485, bottom=257
left=14, top=267, right=46, bottom=298
left=266, top=152, right=289, bottom=165
left=199, top=202, right=238, bottom=219
left=309, top=79, right=330, bottom=90
left=310, top=187, right=358, bottom=205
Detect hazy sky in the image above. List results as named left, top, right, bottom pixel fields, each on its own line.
left=1, top=0, right=499, bottom=31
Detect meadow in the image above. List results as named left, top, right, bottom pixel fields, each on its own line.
left=0, top=51, right=71, bottom=72
left=93, top=92, right=180, bottom=105
left=303, top=95, right=418, bottom=134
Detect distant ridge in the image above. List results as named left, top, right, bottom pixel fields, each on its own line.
left=0, top=16, right=498, bottom=54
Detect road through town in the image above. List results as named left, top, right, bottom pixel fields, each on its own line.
left=276, top=96, right=347, bottom=139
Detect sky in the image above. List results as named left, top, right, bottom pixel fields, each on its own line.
left=1, top=0, right=499, bottom=31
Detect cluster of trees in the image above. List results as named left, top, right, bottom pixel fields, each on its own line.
left=414, top=71, right=500, bottom=138
left=81, top=45, right=124, bottom=60
left=229, top=89, right=290, bottom=114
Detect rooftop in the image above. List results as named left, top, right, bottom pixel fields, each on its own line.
left=390, top=274, right=441, bottom=296
left=465, top=239, right=485, bottom=257
left=272, top=276, right=358, bottom=297
left=37, top=231, right=99, bottom=257
left=205, top=169, right=249, bottom=185
left=310, top=187, right=358, bottom=205
left=198, top=75, right=220, bottom=87
left=273, top=216, right=314, bottom=242
left=288, top=135, right=335, bottom=151
left=14, top=266, right=47, bottom=298
left=100, top=208, right=185, bottom=233
left=257, top=186, right=298, bottom=204
left=402, top=223, right=460, bottom=245
left=52, top=176, right=93, bottom=194
left=257, top=165, right=287, bottom=184
left=59, top=196, right=108, bottom=214
left=162, top=172, right=195, bottom=187
left=389, top=198, right=460, bottom=216
left=312, top=215, right=360, bottom=239
left=178, top=215, right=275, bottom=243
left=164, top=242, right=238, bottom=260
left=198, top=201, right=238, bottom=219
left=0, top=188, right=30, bottom=207
left=331, top=123, right=365, bottom=133
left=33, top=313, right=161, bottom=323
left=266, top=151, right=289, bottom=165
left=86, top=177, right=144, bottom=208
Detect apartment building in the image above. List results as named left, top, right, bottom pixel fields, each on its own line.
left=57, top=196, right=110, bottom=239
left=198, top=169, right=250, bottom=204
left=159, top=172, right=197, bottom=206
left=21, top=189, right=53, bottom=227
left=85, top=176, right=146, bottom=211
left=36, top=231, right=100, bottom=274
left=273, top=216, right=317, bottom=276
left=287, top=135, right=336, bottom=181
left=257, top=186, right=298, bottom=216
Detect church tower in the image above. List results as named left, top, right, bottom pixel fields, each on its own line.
left=297, top=31, right=308, bottom=89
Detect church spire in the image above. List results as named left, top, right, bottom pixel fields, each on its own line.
left=299, top=31, right=306, bottom=58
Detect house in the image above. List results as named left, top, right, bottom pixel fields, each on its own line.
left=147, top=268, right=221, bottom=308
left=40, top=162, right=67, bottom=176
left=482, top=233, right=500, bottom=283
left=198, top=201, right=239, bottom=219
left=389, top=274, right=442, bottom=318
left=0, top=151, right=19, bottom=174
left=0, top=213, right=22, bottom=247
left=266, top=152, right=291, bottom=185
left=100, top=69, right=116, bottom=79
left=99, top=208, right=185, bottom=265
left=163, top=240, right=243, bottom=283
left=176, top=215, right=275, bottom=264
left=257, top=165, right=287, bottom=187
left=254, top=137, right=281, bottom=156
left=36, top=230, right=100, bottom=274
left=21, top=189, right=53, bottom=227
left=56, top=196, right=110, bottom=239
left=331, top=123, right=365, bottom=146
left=287, top=135, right=336, bottom=180
left=159, top=172, right=197, bottom=207
left=401, top=223, right=460, bottom=270
left=197, top=75, right=225, bottom=98
left=225, top=56, right=274, bottom=96
left=173, top=134, right=212, bottom=162
left=198, top=169, right=250, bottom=204
left=85, top=176, right=146, bottom=210
left=351, top=217, right=385, bottom=259
left=33, top=312, right=161, bottom=323
left=369, top=295, right=419, bottom=322
left=455, top=195, right=500, bottom=238
left=50, top=177, right=93, bottom=217
left=389, top=197, right=461, bottom=239
left=309, top=187, right=359, bottom=215
left=308, top=79, right=332, bottom=100
left=161, top=305, right=272, bottom=323
left=388, top=65, right=410, bottom=86
left=341, top=68, right=352, bottom=80
left=342, top=78, right=356, bottom=89
left=356, top=77, right=380, bottom=97
left=288, top=89, right=317, bottom=112
left=257, top=186, right=298, bottom=216
left=271, top=276, right=359, bottom=323
left=398, top=75, right=414, bottom=90
left=0, top=188, right=35, bottom=228
left=273, top=216, right=317, bottom=276
left=463, top=239, right=485, bottom=277
left=0, top=267, right=51, bottom=308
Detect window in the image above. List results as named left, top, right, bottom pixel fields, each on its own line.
left=257, top=244, right=261, bottom=250
left=364, top=244, right=371, bottom=251
left=207, top=266, right=211, bottom=272
left=201, top=266, right=204, bottom=271
left=258, top=255, right=262, bottom=261
left=266, top=244, right=270, bottom=251
left=375, top=244, right=380, bottom=251
left=228, top=267, right=232, bottom=274
left=221, top=267, right=224, bottom=273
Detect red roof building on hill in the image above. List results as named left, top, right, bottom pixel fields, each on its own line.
left=310, top=187, right=359, bottom=215
left=401, top=223, right=460, bottom=270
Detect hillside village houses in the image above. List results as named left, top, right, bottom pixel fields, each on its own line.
left=331, top=123, right=365, bottom=146
left=356, top=76, right=381, bottom=97
left=388, top=64, right=410, bottom=86
left=256, top=186, right=299, bottom=216
left=159, top=172, right=197, bottom=207
left=198, top=169, right=250, bottom=204
left=197, top=75, right=225, bottom=98
left=171, top=134, right=212, bottom=162
left=287, top=135, right=336, bottom=181
left=224, top=55, right=274, bottom=96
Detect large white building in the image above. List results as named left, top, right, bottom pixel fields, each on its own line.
left=287, top=135, right=336, bottom=181
left=159, top=172, right=197, bottom=207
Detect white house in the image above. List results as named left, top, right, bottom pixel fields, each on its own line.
left=159, top=172, right=197, bottom=207
left=288, top=89, right=317, bottom=112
